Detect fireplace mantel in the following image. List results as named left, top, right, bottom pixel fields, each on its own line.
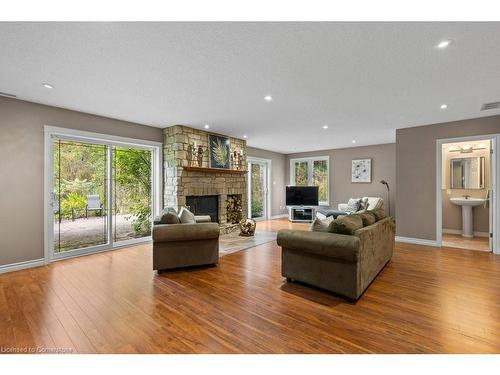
left=183, top=166, right=247, bottom=175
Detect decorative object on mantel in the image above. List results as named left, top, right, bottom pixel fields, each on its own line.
left=186, top=144, right=194, bottom=166
left=231, top=148, right=245, bottom=170
left=196, top=145, right=205, bottom=167
left=239, top=218, right=256, bottom=237
left=352, top=158, right=372, bottom=183
left=209, top=134, right=230, bottom=169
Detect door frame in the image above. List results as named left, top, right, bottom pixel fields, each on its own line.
left=43, top=125, right=162, bottom=264
left=436, top=133, right=499, bottom=254
left=247, top=157, right=272, bottom=221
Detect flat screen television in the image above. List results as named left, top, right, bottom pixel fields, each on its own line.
left=286, top=186, right=319, bottom=206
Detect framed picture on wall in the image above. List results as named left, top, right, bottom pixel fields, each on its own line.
left=208, top=134, right=231, bottom=169
left=352, top=158, right=372, bottom=183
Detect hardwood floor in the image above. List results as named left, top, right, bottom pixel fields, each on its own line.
left=1, top=218, right=499, bottom=353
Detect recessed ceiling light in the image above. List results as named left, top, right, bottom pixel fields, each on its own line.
left=436, top=39, right=452, bottom=49
left=264, top=95, right=273, bottom=102
left=42, top=83, right=54, bottom=89
left=204, top=124, right=210, bottom=129
left=243, top=135, right=248, bottom=139
left=352, top=140, right=356, bottom=144
left=322, top=125, right=328, bottom=129
left=440, top=104, right=448, bottom=110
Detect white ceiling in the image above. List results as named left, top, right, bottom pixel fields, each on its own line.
left=1, top=22, right=500, bottom=153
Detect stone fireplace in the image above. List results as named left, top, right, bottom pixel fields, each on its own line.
left=163, top=125, right=247, bottom=233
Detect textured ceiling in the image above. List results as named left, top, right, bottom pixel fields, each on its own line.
left=1, top=22, right=500, bottom=153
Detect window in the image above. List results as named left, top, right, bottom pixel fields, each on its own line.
left=290, top=156, right=329, bottom=205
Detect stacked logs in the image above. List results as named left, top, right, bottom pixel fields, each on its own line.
left=226, top=195, right=243, bottom=224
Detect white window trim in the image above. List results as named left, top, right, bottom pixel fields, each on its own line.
left=290, top=156, right=330, bottom=206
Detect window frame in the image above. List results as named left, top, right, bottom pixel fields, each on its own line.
left=289, top=156, right=330, bottom=206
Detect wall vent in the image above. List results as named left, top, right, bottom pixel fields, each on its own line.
left=480, top=101, right=500, bottom=111
left=0, top=91, right=17, bottom=98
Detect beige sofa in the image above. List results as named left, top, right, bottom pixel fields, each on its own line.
left=277, top=215, right=395, bottom=300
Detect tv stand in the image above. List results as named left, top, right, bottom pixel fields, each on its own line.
left=288, top=206, right=315, bottom=222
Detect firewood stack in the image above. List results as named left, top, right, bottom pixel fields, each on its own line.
left=226, top=195, right=243, bottom=224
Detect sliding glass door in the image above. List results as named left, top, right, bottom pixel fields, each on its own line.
left=47, top=127, right=160, bottom=260
left=53, top=139, right=109, bottom=253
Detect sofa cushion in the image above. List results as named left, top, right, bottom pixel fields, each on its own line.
left=355, top=211, right=376, bottom=227
left=330, top=214, right=363, bottom=235
left=178, top=207, right=196, bottom=224
left=345, top=198, right=362, bottom=213
left=310, top=216, right=334, bottom=232
left=358, top=197, right=369, bottom=212
left=371, top=208, right=387, bottom=221
left=159, top=207, right=180, bottom=224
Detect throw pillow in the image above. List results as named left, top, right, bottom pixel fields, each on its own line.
left=178, top=207, right=196, bottom=224
left=371, top=208, right=387, bottom=221
left=358, top=197, right=369, bottom=212
left=356, top=211, right=376, bottom=227
left=159, top=207, right=180, bottom=224
left=345, top=198, right=362, bottom=213
left=330, top=214, right=363, bottom=235
left=310, top=216, right=334, bottom=232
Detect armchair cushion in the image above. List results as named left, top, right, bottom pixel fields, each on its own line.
left=178, top=207, right=196, bottom=224
left=345, top=198, right=362, bottom=213
left=310, top=215, right=334, bottom=232
left=159, top=207, right=180, bottom=224
left=153, top=223, right=220, bottom=242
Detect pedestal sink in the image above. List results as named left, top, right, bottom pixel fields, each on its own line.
left=450, top=197, right=486, bottom=237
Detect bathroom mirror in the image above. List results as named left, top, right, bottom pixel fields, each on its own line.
left=450, top=156, right=485, bottom=189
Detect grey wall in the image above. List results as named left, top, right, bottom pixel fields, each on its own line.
left=396, top=115, right=500, bottom=240
left=247, top=146, right=288, bottom=217
left=0, top=97, right=163, bottom=267
left=285, top=143, right=396, bottom=216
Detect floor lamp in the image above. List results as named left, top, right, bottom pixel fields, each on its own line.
left=380, top=180, right=390, bottom=216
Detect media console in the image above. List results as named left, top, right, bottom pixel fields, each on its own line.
left=288, top=206, right=316, bottom=223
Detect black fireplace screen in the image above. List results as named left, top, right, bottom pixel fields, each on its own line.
left=185, top=195, right=219, bottom=223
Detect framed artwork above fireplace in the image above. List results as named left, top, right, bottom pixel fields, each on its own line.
left=209, top=134, right=231, bottom=169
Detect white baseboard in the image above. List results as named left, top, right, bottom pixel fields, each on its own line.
left=442, top=228, right=489, bottom=238
left=395, top=236, right=440, bottom=247
left=0, top=258, right=45, bottom=274
left=270, top=214, right=288, bottom=219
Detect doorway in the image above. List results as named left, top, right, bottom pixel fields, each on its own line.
left=247, top=157, right=271, bottom=220
left=437, top=134, right=498, bottom=253
left=45, top=126, right=161, bottom=262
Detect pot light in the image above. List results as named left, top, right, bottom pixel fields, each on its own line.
left=264, top=95, right=273, bottom=102
left=440, top=104, right=448, bottom=110
left=436, top=39, right=452, bottom=49
left=42, top=83, right=54, bottom=89
left=243, top=135, right=248, bottom=139
left=352, top=140, right=356, bottom=144
left=322, top=125, right=328, bottom=129
left=204, top=124, right=210, bottom=129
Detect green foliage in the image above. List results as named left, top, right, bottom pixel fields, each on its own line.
left=250, top=163, right=264, bottom=218
left=54, top=141, right=152, bottom=237
left=60, top=192, right=87, bottom=220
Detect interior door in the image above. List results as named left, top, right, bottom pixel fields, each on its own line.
left=248, top=160, right=268, bottom=220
